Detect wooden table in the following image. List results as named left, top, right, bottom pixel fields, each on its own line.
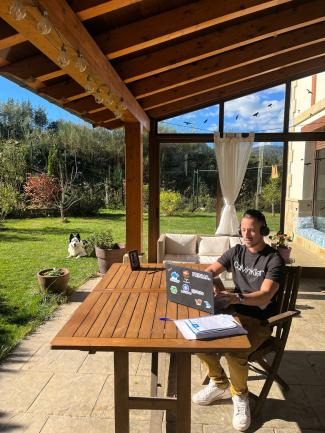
left=51, top=263, right=250, bottom=433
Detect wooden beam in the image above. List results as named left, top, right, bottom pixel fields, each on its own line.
left=140, top=42, right=325, bottom=110
left=85, top=109, right=115, bottom=123
left=280, top=82, right=291, bottom=233
left=147, top=56, right=325, bottom=119
left=129, top=22, right=325, bottom=99
left=125, top=122, right=143, bottom=252
left=148, top=119, right=160, bottom=263
left=0, top=0, right=150, bottom=130
left=95, top=0, right=292, bottom=59
left=156, top=132, right=325, bottom=143
left=115, top=0, right=325, bottom=82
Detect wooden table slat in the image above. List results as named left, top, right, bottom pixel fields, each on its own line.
left=93, top=263, right=121, bottom=291
left=138, top=292, right=159, bottom=339
left=113, top=292, right=139, bottom=338
left=151, top=292, right=168, bottom=339
left=74, top=292, right=112, bottom=337
left=116, top=265, right=133, bottom=288
left=125, top=292, right=149, bottom=338
left=100, top=292, right=130, bottom=338
left=165, top=300, right=178, bottom=339
left=87, top=291, right=121, bottom=338
left=151, top=266, right=163, bottom=289
left=107, top=265, right=129, bottom=289
left=132, top=269, right=147, bottom=289
left=55, top=291, right=102, bottom=338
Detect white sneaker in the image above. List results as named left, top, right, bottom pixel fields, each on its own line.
left=192, top=381, right=231, bottom=405
left=232, top=394, right=251, bottom=431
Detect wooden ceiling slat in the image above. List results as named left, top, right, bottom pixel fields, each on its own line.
left=84, top=109, right=115, bottom=123
left=0, top=0, right=149, bottom=130
left=147, top=56, right=325, bottom=119
left=0, top=33, right=25, bottom=50
left=76, top=0, right=143, bottom=20
left=130, top=22, right=325, bottom=99
left=95, top=0, right=291, bottom=59
left=141, top=42, right=325, bottom=110
left=114, top=0, right=325, bottom=82
left=64, top=95, right=100, bottom=112
left=39, top=79, right=84, bottom=101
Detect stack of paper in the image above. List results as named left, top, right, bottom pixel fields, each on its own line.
left=174, top=314, right=247, bottom=340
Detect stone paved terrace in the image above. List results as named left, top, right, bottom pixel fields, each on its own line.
left=1, top=272, right=325, bottom=433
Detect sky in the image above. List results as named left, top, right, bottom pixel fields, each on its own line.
left=0, top=74, right=285, bottom=140
left=159, top=84, right=286, bottom=139
left=0, top=75, right=87, bottom=125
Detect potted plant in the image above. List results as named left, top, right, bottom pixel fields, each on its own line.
left=37, top=267, right=70, bottom=293
left=88, top=229, right=126, bottom=273
left=269, top=232, right=293, bottom=263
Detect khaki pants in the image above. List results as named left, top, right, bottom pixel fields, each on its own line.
left=197, top=314, right=272, bottom=396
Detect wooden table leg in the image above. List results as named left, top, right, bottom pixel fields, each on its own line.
left=114, top=351, right=129, bottom=433
left=176, top=353, right=191, bottom=433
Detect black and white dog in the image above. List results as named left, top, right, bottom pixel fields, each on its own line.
left=67, top=233, right=88, bottom=258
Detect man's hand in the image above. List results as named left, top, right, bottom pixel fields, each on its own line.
left=214, top=291, right=238, bottom=309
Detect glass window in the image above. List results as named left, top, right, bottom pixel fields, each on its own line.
left=314, top=148, right=325, bottom=233
left=224, top=85, right=285, bottom=133
left=158, top=105, right=219, bottom=133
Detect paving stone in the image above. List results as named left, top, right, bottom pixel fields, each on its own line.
left=28, top=373, right=107, bottom=416
left=78, top=352, right=114, bottom=374
left=40, top=415, right=114, bottom=433
left=204, top=425, right=274, bottom=433
left=21, top=343, right=87, bottom=373
left=0, top=371, right=53, bottom=412
left=0, top=412, right=48, bottom=433
left=0, top=340, right=45, bottom=372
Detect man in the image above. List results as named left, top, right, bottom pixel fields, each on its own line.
left=192, top=209, right=284, bottom=431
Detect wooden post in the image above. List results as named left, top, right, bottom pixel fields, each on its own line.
left=148, top=119, right=160, bottom=262
left=125, top=122, right=143, bottom=252
left=216, top=102, right=224, bottom=229
left=114, top=351, right=130, bottom=433
left=280, top=82, right=291, bottom=233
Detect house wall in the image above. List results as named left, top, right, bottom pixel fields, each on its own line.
left=285, top=72, right=325, bottom=250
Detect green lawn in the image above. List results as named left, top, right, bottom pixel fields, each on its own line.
left=0, top=210, right=279, bottom=360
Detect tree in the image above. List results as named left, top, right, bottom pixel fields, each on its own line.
left=160, top=190, right=182, bottom=216
left=23, top=173, right=59, bottom=208
left=262, top=178, right=281, bottom=216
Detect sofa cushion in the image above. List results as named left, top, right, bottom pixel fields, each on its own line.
left=198, top=236, right=229, bottom=256
left=165, top=233, right=197, bottom=255
left=163, top=254, right=199, bottom=264
left=229, top=236, right=243, bottom=248
left=198, top=255, right=220, bottom=264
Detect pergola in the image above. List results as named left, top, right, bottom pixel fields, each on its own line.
left=1, top=0, right=325, bottom=261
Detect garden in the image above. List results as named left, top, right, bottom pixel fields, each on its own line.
left=0, top=99, right=281, bottom=360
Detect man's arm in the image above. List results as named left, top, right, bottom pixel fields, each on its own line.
left=205, top=261, right=227, bottom=293
left=217, top=278, right=280, bottom=307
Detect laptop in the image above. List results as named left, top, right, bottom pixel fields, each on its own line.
left=166, top=264, right=214, bottom=314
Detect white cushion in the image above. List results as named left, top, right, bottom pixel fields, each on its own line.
left=229, top=236, right=243, bottom=248
left=165, top=234, right=197, bottom=255
left=198, top=255, right=220, bottom=264
left=163, top=254, right=199, bottom=264
left=198, top=236, right=229, bottom=256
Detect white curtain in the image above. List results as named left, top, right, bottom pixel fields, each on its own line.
left=214, top=132, right=254, bottom=235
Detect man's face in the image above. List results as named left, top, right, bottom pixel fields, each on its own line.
left=240, top=216, right=264, bottom=248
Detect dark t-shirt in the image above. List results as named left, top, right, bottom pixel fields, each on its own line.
left=217, top=244, right=285, bottom=320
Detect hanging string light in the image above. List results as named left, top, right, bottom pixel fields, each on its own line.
left=37, top=10, right=52, bottom=35
left=75, top=51, right=87, bottom=73
left=94, top=89, right=103, bottom=104
left=85, top=75, right=94, bottom=94
left=9, top=0, right=26, bottom=20
left=57, top=44, right=70, bottom=67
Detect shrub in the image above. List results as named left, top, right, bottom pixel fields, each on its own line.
left=160, top=189, right=182, bottom=216
left=87, top=229, right=114, bottom=254
left=0, top=182, right=18, bottom=222
left=23, top=173, right=59, bottom=208
left=68, top=187, right=104, bottom=216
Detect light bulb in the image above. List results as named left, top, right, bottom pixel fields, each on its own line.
left=9, top=0, right=26, bottom=20
left=85, top=76, right=94, bottom=94
left=94, top=90, right=103, bottom=104
left=57, top=45, right=70, bottom=68
left=76, top=52, right=87, bottom=73
left=37, top=10, right=52, bottom=35
left=120, top=100, right=127, bottom=111
left=115, top=106, right=124, bottom=119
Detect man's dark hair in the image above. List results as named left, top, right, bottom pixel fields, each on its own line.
left=242, top=209, right=267, bottom=226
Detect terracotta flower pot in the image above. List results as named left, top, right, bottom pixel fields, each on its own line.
left=277, top=247, right=292, bottom=263
left=37, top=268, right=70, bottom=293
left=95, top=245, right=126, bottom=273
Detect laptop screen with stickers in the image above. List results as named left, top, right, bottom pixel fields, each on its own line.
left=166, top=264, right=214, bottom=314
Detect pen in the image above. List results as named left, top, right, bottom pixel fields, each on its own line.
left=159, top=317, right=173, bottom=321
